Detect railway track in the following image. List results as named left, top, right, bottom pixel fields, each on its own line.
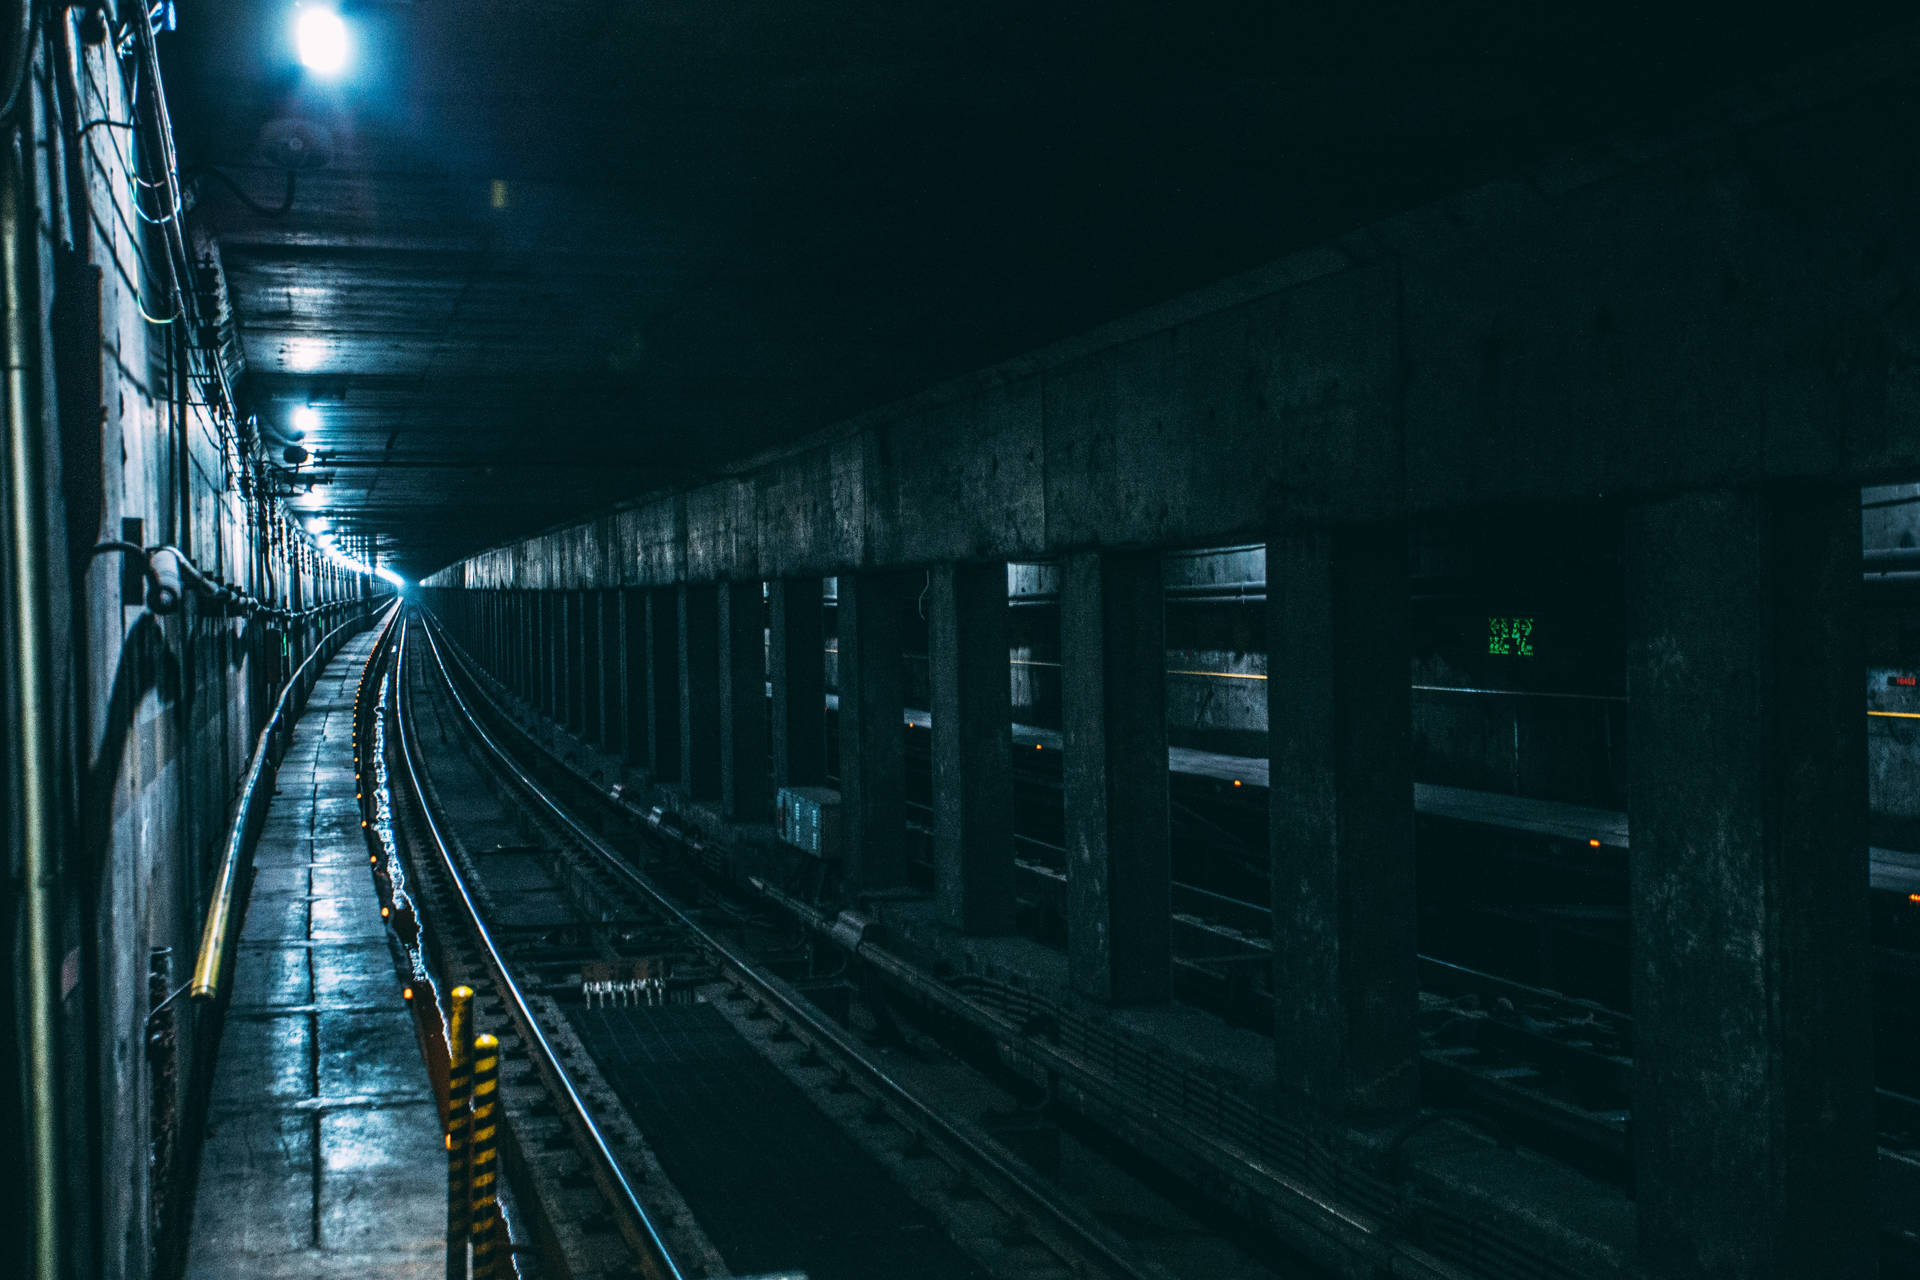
left=367, top=611, right=1323, bottom=1280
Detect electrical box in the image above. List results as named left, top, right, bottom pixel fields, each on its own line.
left=776, top=786, right=841, bottom=858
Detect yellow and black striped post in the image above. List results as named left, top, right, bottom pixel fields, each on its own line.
left=469, top=1033, right=504, bottom=1280
left=445, top=986, right=475, bottom=1280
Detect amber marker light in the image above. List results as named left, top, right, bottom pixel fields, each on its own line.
left=402, top=986, right=413, bottom=1001
left=1589, top=839, right=1602, bottom=848
left=1232, top=779, right=1242, bottom=788
left=380, top=906, right=391, bottom=919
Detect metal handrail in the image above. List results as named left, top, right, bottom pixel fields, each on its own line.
left=188, top=600, right=395, bottom=999
left=389, top=616, right=688, bottom=1280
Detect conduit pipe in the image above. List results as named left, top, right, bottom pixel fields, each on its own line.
left=2, top=122, right=65, bottom=1280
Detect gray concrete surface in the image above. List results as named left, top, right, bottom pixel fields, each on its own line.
left=186, top=632, right=443, bottom=1280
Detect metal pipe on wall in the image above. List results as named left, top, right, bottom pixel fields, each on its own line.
left=2, top=115, right=67, bottom=1280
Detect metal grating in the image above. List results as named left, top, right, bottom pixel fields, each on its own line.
left=572, top=1002, right=988, bottom=1280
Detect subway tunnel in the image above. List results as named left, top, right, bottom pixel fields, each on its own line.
left=4, top=2, right=1920, bottom=1278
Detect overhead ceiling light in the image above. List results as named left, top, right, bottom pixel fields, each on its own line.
left=290, top=404, right=321, bottom=436
left=284, top=337, right=327, bottom=372
left=294, top=7, right=350, bottom=76
left=306, top=516, right=330, bottom=533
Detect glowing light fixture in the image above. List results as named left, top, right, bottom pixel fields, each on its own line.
left=306, top=516, right=330, bottom=534
left=291, top=404, right=321, bottom=436
left=375, top=566, right=408, bottom=589
left=295, top=6, right=350, bottom=76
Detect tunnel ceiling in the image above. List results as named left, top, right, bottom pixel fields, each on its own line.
left=163, top=0, right=1913, bottom=578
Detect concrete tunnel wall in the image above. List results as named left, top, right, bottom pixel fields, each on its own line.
left=0, top=29, right=380, bottom=1280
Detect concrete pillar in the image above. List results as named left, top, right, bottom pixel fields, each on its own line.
left=678, top=583, right=722, bottom=801
left=609, top=591, right=630, bottom=758
left=539, top=592, right=557, bottom=720
left=517, top=591, right=533, bottom=699
left=1266, top=523, right=1417, bottom=1121
left=838, top=572, right=907, bottom=891
left=1625, top=486, right=1871, bottom=1279
left=717, top=580, right=769, bottom=822
left=557, top=592, right=576, bottom=727
left=1060, top=551, right=1168, bottom=1005
left=620, top=590, right=647, bottom=767
left=645, top=589, right=681, bottom=783
left=930, top=562, right=1014, bottom=934
left=581, top=591, right=603, bottom=742
left=768, top=578, right=827, bottom=786
left=569, top=591, right=588, bottom=733
left=601, top=590, right=621, bottom=751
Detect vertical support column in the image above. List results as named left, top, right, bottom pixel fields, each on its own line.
left=1267, top=523, right=1417, bottom=1120
left=538, top=593, right=556, bottom=720
left=678, top=583, right=721, bottom=800
left=489, top=593, right=501, bottom=673
left=601, top=590, right=621, bottom=751
left=621, top=590, right=648, bottom=767
left=717, top=580, right=770, bottom=821
left=551, top=591, right=569, bottom=727
left=581, top=591, right=602, bottom=743
left=1625, top=486, right=1871, bottom=1279
left=608, top=591, right=629, bottom=758
left=930, top=562, right=1014, bottom=934
left=558, top=591, right=574, bottom=725
left=523, top=590, right=536, bottom=701
left=516, top=591, right=532, bottom=699
left=839, top=572, right=907, bottom=891
left=646, top=588, right=681, bottom=782
left=1060, top=551, right=1169, bottom=1005
left=567, top=591, right=587, bottom=733
left=768, top=578, right=827, bottom=786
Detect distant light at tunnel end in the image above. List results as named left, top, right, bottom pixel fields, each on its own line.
left=294, top=7, right=351, bottom=76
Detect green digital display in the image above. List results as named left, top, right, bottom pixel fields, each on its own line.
left=1488, top=616, right=1535, bottom=657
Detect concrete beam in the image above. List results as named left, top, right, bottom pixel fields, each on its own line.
left=428, top=63, right=1920, bottom=592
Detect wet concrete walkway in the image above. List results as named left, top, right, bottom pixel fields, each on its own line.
left=187, top=629, right=443, bottom=1279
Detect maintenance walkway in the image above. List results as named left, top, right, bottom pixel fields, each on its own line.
left=185, top=629, right=443, bottom=1279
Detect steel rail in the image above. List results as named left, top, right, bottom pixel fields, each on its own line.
left=388, top=615, right=688, bottom=1280
left=189, top=601, right=391, bottom=999
left=413, top=611, right=1164, bottom=1280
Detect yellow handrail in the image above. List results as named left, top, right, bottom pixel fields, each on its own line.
left=188, top=601, right=397, bottom=999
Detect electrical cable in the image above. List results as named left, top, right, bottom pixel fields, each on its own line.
left=0, top=0, right=33, bottom=129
